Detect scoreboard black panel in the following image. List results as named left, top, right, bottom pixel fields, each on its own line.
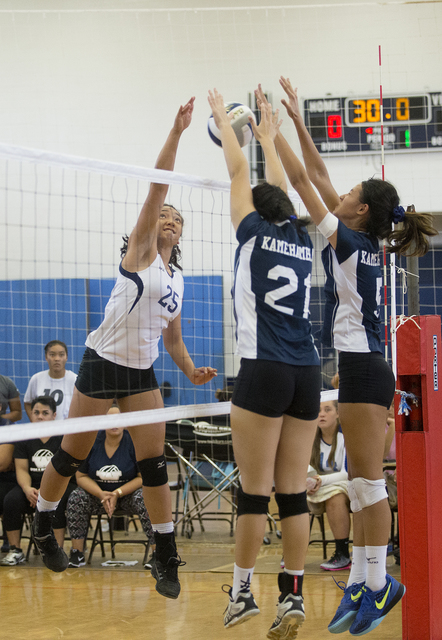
left=304, top=92, right=442, bottom=154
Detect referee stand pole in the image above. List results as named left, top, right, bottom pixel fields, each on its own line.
left=395, top=315, right=442, bottom=639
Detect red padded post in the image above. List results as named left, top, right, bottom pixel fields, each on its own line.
left=395, top=315, right=442, bottom=639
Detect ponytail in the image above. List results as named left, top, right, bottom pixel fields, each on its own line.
left=386, top=205, right=437, bottom=257
left=361, top=179, right=437, bottom=257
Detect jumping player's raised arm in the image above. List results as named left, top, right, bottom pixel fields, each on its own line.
left=278, top=77, right=340, bottom=212
left=207, top=89, right=254, bottom=231
left=255, top=85, right=337, bottom=248
left=208, top=89, right=284, bottom=231
left=123, top=97, right=195, bottom=272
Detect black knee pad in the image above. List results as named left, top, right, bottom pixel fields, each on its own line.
left=51, top=447, right=84, bottom=478
left=138, top=455, right=168, bottom=487
left=275, top=491, right=308, bottom=520
left=237, top=486, right=270, bottom=517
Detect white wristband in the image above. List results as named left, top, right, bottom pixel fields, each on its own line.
left=317, top=211, right=339, bottom=239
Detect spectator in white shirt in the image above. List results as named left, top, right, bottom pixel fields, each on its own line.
left=24, top=341, right=77, bottom=421
left=307, top=400, right=350, bottom=571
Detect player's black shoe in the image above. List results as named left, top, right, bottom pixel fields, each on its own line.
left=33, top=509, right=68, bottom=573
left=150, top=551, right=185, bottom=599
left=150, top=531, right=186, bottom=599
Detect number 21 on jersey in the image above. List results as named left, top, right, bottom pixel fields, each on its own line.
left=264, top=265, right=311, bottom=319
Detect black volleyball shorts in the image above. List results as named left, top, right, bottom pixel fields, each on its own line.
left=338, top=351, right=395, bottom=408
left=232, top=358, right=321, bottom=420
left=75, top=347, right=159, bottom=399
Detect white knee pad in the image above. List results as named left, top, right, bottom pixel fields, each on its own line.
left=347, top=480, right=362, bottom=513
left=352, top=477, right=388, bottom=509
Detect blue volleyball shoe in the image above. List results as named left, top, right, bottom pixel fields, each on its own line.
left=328, top=580, right=365, bottom=634
left=349, top=574, right=405, bottom=636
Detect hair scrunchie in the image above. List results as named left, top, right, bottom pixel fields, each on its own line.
left=392, top=205, right=405, bottom=224
left=289, top=214, right=297, bottom=222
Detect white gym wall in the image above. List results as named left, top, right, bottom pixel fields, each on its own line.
left=0, top=0, right=441, bottom=212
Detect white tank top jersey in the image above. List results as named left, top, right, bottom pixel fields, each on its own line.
left=86, top=254, right=184, bottom=369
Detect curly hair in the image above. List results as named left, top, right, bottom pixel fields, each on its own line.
left=361, top=178, right=437, bottom=257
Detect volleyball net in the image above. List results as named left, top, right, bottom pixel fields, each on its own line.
left=1, top=142, right=440, bottom=444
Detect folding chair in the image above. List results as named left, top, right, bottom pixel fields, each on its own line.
left=166, top=418, right=280, bottom=540
left=87, top=511, right=150, bottom=565
left=166, top=417, right=240, bottom=538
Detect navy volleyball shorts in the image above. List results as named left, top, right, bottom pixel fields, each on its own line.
left=338, top=351, right=395, bottom=408
left=232, top=358, right=321, bottom=420
left=75, top=347, right=159, bottom=399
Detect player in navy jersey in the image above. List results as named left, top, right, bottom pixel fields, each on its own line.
left=268, top=78, right=437, bottom=636
left=32, top=98, right=217, bottom=600
left=208, top=89, right=321, bottom=639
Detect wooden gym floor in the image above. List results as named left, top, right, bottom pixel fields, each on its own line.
left=0, top=505, right=403, bottom=640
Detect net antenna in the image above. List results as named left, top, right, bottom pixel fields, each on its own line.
left=379, top=44, right=398, bottom=376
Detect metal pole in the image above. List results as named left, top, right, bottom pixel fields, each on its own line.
left=407, top=255, right=420, bottom=316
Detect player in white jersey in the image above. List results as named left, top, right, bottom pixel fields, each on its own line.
left=272, top=78, right=437, bottom=636
left=32, top=98, right=217, bottom=600
left=209, top=89, right=321, bottom=640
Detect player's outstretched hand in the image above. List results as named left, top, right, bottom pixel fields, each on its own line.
left=190, top=366, right=218, bottom=385
left=208, top=89, right=230, bottom=130
left=279, top=76, right=301, bottom=121
left=254, top=83, right=271, bottom=109
left=174, top=97, right=195, bottom=133
left=250, top=100, right=282, bottom=143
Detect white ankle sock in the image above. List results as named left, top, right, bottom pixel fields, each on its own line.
left=232, top=563, right=254, bottom=598
left=348, top=546, right=366, bottom=586
left=365, top=545, right=388, bottom=592
left=284, top=568, right=304, bottom=576
left=36, top=495, right=60, bottom=512
left=152, top=522, right=174, bottom=534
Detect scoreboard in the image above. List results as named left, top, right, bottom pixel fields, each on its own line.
left=304, top=92, right=442, bottom=154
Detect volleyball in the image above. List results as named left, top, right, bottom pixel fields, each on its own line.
left=208, top=102, right=256, bottom=148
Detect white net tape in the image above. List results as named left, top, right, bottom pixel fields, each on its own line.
left=0, top=389, right=338, bottom=445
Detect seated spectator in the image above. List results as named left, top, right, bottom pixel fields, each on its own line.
left=0, top=396, right=75, bottom=566
left=24, top=340, right=77, bottom=421
left=0, top=375, right=22, bottom=424
left=0, top=440, right=17, bottom=553
left=66, top=405, right=154, bottom=568
left=307, top=400, right=351, bottom=571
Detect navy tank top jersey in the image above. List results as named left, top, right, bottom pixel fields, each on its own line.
left=233, top=210, right=319, bottom=367
left=321, top=220, right=383, bottom=353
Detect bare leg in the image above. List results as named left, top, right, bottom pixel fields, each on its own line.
left=274, top=415, right=317, bottom=570
left=230, top=405, right=282, bottom=569
left=33, top=390, right=111, bottom=572
left=123, top=390, right=181, bottom=599
left=71, top=539, right=85, bottom=552
left=325, top=493, right=351, bottom=541
left=339, top=403, right=390, bottom=546
left=122, top=389, right=173, bottom=525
